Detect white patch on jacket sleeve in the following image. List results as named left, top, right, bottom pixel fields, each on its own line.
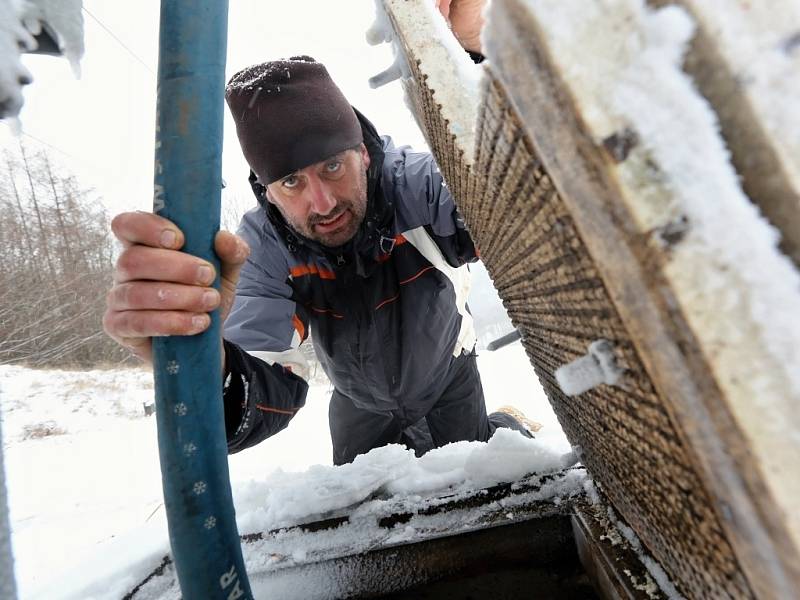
left=246, top=347, right=311, bottom=382
left=402, top=226, right=477, bottom=357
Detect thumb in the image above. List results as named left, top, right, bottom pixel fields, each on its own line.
left=215, top=230, right=250, bottom=322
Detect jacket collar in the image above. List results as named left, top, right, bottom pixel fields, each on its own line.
left=248, top=108, right=393, bottom=277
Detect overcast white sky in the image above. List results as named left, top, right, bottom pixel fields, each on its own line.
left=1, top=0, right=427, bottom=221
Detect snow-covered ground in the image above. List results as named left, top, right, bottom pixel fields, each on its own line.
left=0, top=341, right=567, bottom=598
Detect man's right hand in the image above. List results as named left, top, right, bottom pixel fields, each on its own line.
left=103, top=211, right=250, bottom=366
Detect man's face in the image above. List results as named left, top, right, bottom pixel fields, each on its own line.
left=266, top=144, right=370, bottom=248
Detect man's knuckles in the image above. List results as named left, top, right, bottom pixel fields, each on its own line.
left=115, top=246, right=214, bottom=285
left=111, top=211, right=183, bottom=249
left=216, top=231, right=250, bottom=264
left=108, top=282, right=219, bottom=312
left=114, top=309, right=210, bottom=337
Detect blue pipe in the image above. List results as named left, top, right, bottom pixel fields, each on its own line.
left=152, top=2, right=252, bottom=598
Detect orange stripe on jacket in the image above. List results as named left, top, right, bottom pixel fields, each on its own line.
left=255, top=404, right=297, bottom=415
left=375, top=264, right=437, bottom=310
left=309, top=306, right=344, bottom=319
left=375, top=293, right=399, bottom=310
left=292, top=314, right=306, bottom=341
left=399, top=265, right=436, bottom=285
left=290, top=264, right=336, bottom=280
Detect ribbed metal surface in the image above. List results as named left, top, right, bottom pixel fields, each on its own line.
left=476, top=73, right=751, bottom=598
left=402, top=54, right=472, bottom=207
left=403, top=58, right=753, bottom=596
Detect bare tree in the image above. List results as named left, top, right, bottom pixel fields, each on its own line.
left=0, top=145, right=134, bottom=368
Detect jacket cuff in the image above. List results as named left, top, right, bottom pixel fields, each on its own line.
left=222, top=338, right=309, bottom=453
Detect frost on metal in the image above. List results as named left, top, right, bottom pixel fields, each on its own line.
left=20, top=0, right=85, bottom=74
left=662, top=0, right=800, bottom=267
left=48, top=434, right=586, bottom=599
left=512, top=0, right=800, bottom=594
left=368, top=0, right=482, bottom=163
left=555, top=339, right=623, bottom=397
left=0, top=0, right=84, bottom=122
left=0, top=0, right=36, bottom=121
left=581, top=480, right=686, bottom=600
left=672, top=0, right=800, bottom=209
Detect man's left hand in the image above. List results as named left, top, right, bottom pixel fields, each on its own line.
left=436, top=0, right=486, bottom=54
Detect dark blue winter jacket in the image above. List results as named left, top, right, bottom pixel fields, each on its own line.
left=222, top=111, right=478, bottom=453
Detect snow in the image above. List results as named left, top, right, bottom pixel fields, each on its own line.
left=684, top=0, right=800, bottom=190
left=365, top=0, right=392, bottom=46
left=226, top=58, right=311, bottom=94
left=524, top=0, right=800, bottom=385
left=0, top=0, right=36, bottom=123
left=1, top=341, right=566, bottom=598
left=525, top=0, right=800, bottom=396
left=524, top=0, right=800, bottom=560
left=0, top=0, right=84, bottom=123
left=19, top=0, right=85, bottom=76
left=234, top=429, right=575, bottom=534
left=368, top=0, right=483, bottom=161
left=610, top=509, right=684, bottom=600
left=583, top=481, right=684, bottom=599
left=129, top=468, right=588, bottom=600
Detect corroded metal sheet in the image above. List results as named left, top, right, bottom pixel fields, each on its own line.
left=471, top=73, right=751, bottom=599
left=379, top=0, right=800, bottom=598
left=126, top=470, right=587, bottom=599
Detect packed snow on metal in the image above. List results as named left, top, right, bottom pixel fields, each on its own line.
left=1, top=340, right=572, bottom=599
left=0, top=0, right=84, bottom=124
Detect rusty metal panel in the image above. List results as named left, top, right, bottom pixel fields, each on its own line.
left=470, top=73, right=751, bottom=599
left=376, top=0, right=800, bottom=597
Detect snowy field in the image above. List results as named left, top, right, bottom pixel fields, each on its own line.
left=0, top=341, right=569, bottom=598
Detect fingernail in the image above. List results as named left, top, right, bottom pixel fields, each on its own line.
left=160, top=229, right=177, bottom=248
left=203, top=290, right=218, bottom=308
left=197, top=265, right=213, bottom=284
left=192, top=315, right=209, bottom=331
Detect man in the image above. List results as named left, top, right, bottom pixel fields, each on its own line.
left=104, top=2, right=537, bottom=464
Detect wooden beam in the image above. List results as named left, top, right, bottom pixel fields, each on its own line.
left=481, top=1, right=800, bottom=598
left=648, top=0, right=800, bottom=267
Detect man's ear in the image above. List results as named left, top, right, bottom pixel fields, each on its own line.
left=360, top=143, right=371, bottom=170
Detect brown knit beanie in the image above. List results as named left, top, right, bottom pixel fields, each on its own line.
left=225, top=56, right=363, bottom=185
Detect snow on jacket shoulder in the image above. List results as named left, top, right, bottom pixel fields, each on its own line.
left=222, top=131, right=478, bottom=454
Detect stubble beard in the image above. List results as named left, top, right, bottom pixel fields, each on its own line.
left=283, top=167, right=368, bottom=248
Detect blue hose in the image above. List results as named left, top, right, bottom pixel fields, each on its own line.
left=152, top=2, right=252, bottom=598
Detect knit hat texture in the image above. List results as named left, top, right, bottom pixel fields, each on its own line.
left=225, top=56, right=363, bottom=185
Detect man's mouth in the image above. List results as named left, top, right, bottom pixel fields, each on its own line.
left=314, top=210, right=350, bottom=233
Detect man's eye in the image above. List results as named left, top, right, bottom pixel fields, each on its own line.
left=325, top=160, right=342, bottom=173
left=282, top=175, right=299, bottom=189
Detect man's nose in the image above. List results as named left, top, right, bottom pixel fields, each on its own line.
left=306, top=175, right=336, bottom=215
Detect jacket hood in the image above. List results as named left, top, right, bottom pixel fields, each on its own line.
left=248, top=108, right=394, bottom=277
